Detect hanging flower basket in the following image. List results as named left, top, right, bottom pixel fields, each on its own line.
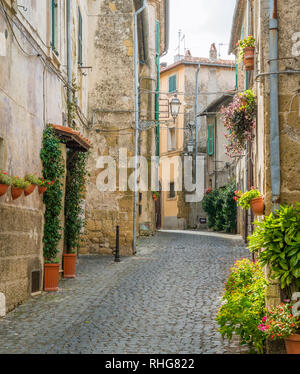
left=0, top=170, right=12, bottom=197
left=38, top=186, right=47, bottom=194
left=63, top=253, right=77, bottom=279
left=11, top=187, right=24, bottom=200
left=24, top=184, right=36, bottom=197
left=221, top=90, right=256, bottom=158
left=285, top=334, right=300, bottom=354
left=44, top=263, right=60, bottom=292
left=0, top=184, right=9, bottom=197
left=243, top=46, right=255, bottom=70
left=250, top=196, right=265, bottom=216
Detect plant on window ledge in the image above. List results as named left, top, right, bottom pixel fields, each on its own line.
left=236, top=35, right=255, bottom=63
left=221, top=89, right=256, bottom=158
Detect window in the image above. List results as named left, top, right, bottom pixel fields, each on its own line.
left=168, top=127, right=176, bottom=151
left=78, top=7, right=83, bottom=66
left=169, top=182, right=176, bottom=199
left=207, top=124, right=214, bottom=156
left=50, top=0, right=58, bottom=54
left=168, top=75, right=177, bottom=93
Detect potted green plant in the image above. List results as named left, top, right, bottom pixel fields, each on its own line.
left=237, top=35, right=255, bottom=70
left=152, top=191, right=160, bottom=201
left=40, top=127, right=65, bottom=291
left=216, top=258, right=268, bottom=354
left=248, top=204, right=300, bottom=295
left=38, top=177, right=54, bottom=195
left=64, top=151, right=88, bottom=278
left=258, top=301, right=300, bottom=354
left=24, top=174, right=40, bottom=196
left=0, top=170, right=12, bottom=197
left=234, top=188, right=264, bottom=215
left=11, top=176, right=30, bottom=200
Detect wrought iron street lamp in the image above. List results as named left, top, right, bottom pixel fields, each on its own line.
left=169, top=94, right=181, bottom=123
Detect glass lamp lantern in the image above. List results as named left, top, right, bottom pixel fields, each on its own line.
left=169, top=94, right=181, bottom=123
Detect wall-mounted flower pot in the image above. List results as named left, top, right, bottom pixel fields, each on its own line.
left=24, top=184, right=36, bottom=197
left=38, top=186, right=47, bottom=195
left=63, top=253, right=77, bottom=279
left=243, top=47, right=255, bottom=71
left=44, top=263, right=60, bottom=292
left=11, top=187, right=24, bottom=200
left=250, top=196, right=265, bottom=216
left=284, top=334, right=300, bottom=354
left=0, top=184, right=9, bottom=197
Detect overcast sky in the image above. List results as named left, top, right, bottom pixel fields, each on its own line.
left=161, top=0, right=237, bottom=64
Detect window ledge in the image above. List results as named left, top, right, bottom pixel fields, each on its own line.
left=50, top=49, right=62, bottom=71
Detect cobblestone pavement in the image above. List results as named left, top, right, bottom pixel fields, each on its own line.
left=0, top=231, right=251, bottom=354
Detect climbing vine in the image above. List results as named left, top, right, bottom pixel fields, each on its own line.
left=40, top=126, right=65, bottom=263
left=64, top=151, right=89, bottom=254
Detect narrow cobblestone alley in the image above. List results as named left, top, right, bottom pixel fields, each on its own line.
left=0, top=232, right=250, bottom=354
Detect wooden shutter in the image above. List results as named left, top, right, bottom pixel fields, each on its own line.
left=208, top=124, right=214, bottom=156
left=169, top=75, right=177, bottom=93
left=78, top=7, right=83, bottom=65
left=51, top=0, right=56, bottom=49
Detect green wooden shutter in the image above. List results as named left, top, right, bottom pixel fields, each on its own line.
left=169, top=75, right=177, bottom=93
left=78, top=7, right=83, bottom=65
left=51, top=0, right=56, bottom=49
left=208, top=124, right=214, bottom=156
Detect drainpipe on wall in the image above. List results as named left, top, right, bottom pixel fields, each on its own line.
left=133, top=0, right=147, bottom=255
left=67, top=0, right=72, bottom=125
left=269, top=0, right=280, bottom=211
left=194, top=63, right=200, bottom=184
left=214, top=116, right=217, bottom=189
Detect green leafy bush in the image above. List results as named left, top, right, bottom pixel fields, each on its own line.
left=216, top=258, right=268, bottom=354
left=202, top=182, right=237, bottom=233
left=64, top=151, right=88, bottom=254
left=40, top=127, right=65, bottom=263
left=248, top=204, right=300, bottom=295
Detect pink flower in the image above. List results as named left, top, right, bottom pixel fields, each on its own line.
left=262, top=316, right=267, bottom=322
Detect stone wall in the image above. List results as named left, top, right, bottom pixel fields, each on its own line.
left=0, top=205, right=43, bottom=312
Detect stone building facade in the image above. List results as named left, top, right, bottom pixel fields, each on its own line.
left=80, top=0, right=169, bottom=256
left=229, top=0, right=300, bottom=310
left=159, top=49, right=236, bottom=230
left=0, top=0, right=90, bottom=313
left=0, top=0, right=169, bottom=314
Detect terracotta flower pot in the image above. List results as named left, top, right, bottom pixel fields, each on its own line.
left=0, top=184, right=9, bottom=197
left=11, top=187, right=24, bottom=200
left=44, top=263, right=60, bottom=292
left=243, top=46, right=255, bottom=71
left=63, top=253, right=77, bottom=279
left=38, top=186, right=47, bottom=195
left=24, top=184, right=36, bottom=197
left=250, top=196, right=265, bottom=216
left=284, top=334, right=300, bottom=354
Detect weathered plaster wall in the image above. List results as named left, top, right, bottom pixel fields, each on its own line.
left=0, top=2, right=66, bottom=311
